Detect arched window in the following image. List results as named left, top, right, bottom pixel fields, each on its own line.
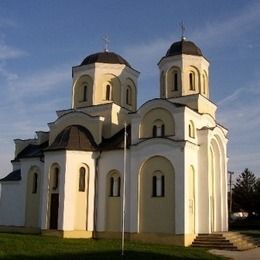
left=32, top=173, right=38, bottom=194
left=152, top=120, right=165, bottom=137
left=83, top=84, right=88, bottom=102
left=173, top=71, right=178, bottom=91
left=160, top=71, right=165, bottom=96
left=152, top=172, right=165, bottom=197
left=105, top=84, right=112, bottom=100
left=53, top=167, right=59, bottom=190
left=189, top=72, right=195, bottom=91
left=188, top=121, right=195, bottom=138
left=126, top=86, right=132, bottom=105
left=79, top=167, right=86, bottom=192
left=109, top=175, right=121, bottom=197
left=202, top=75, right=206, bottom=94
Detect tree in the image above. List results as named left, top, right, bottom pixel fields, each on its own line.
left=232, top=168, right=257, bottom=214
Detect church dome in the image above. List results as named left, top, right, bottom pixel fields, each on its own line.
left=165, top=39, right=203, bottom=57
left=80, top=51, right=131, bottom=68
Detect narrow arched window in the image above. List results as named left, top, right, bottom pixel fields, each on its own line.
left=152, top=125, right=157, bottom=137
left=105, top=84, right=111, bottom=100
left=173, top=71, right=178, bottom=91
left=53, top=167, right=59, bottom=190
left=202, top=75, right=206, bottom=94
left=109, top=175, right=121, bottom=197
left=189, top=121, right=195, bottom=138
left=79, top=167, right=86, bottom=192
left=126, top=86, right=132, bottom=105
left=32, top=173, right=38, bottom=194
left=83, top=84, right=88, bottom=101
left=152, top=120, right=165, bottom=137
left=161, top=71, right=165, bottom=97
left=161, top=124, right=165, bottom=137
left=189, top=72, right=195, bottom=90
left=152, top=173, right=165, bottom=197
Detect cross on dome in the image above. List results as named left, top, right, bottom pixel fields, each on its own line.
left=103, top=35, right=110, bottom=52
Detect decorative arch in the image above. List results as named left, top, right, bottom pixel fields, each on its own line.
left=139, top=156, right=175, bottom=234
left=140, top=108, right=175, bottom=138
left=25, top=165, right=41, bottom=228
left=125, top=78, right=136, bottom=110
left=48, top=163, right=61, bottom=230
left=187, top=66, right=200, bottom=92
left=160, top=71, right=165, bottom=97
left=202, top=70, right=208, bottom=95
left=188, top=120, right=195, bottom=138
left=75, top=164, right=89, bottom=230
left=106, top=170, right=122, bottom=231
left=98, top=73, right=121, bottom=105
left=209, top=138, right=223, bottom=232
left=73, top=75, right=93, bottom=108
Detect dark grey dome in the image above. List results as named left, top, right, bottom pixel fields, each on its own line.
left=80, top=51, right=131, bottom=67
left=165, top=39, right=203, bottom=57
left=48, top=125, right=97, bottom=151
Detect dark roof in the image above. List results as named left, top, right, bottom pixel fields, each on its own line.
left=80, top=51, right=131, bottom=68
left=0, top=169, right=21, bottom=182
left=47, top=125, right=97, bottom=151
left=15, top=141, right=49, bottom=160
left=99, top=125, right=131, bottom=150
left=165, top=39, right=203, bottom=58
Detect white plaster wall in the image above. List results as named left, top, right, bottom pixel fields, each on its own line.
left=40, top=151, right=66, bottom=230
left=0, top=181, right=25, bottom=226
left=0, top=158, right=43, bottom=227
left=130, top=139, right=185, bottom=234
left=96, top=150, right=124, bottom=232
left=62, top=151, right=95, bottom=231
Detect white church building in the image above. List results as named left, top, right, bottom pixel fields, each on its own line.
left=0, top=37, right=228, bottom=246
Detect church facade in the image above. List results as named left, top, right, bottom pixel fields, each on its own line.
left=0, top=38, right=228, bottom=246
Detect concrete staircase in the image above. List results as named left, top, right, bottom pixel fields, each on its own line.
left=192, top=232, right=258, bottom=250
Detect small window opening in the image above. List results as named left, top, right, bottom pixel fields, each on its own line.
left=53, top=167, right=59, bottom=190
left=79, top=167, right=86, bottom=192
left=105, top=84, right=111, bottom=100
left=126, top=86, right=132, bottom=105
left=152, top=174, right=165, bottom=197
left=189, top=72, right=195, bottom=90
left=82, top=84, right=88, bottom=102
left=32, top=173, right=38, bottom=194
left=109, top=176, right=121, bottom=197
left=173, top=72, right=178, bottom=91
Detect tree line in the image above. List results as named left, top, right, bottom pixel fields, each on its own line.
left=232, top=168, right=260, bottom=215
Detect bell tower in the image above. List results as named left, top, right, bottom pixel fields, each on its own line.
left=158, top=38, right=209, bottom=100
left=158, top=38, right=216, bottom=118
left=71, top=51, right=139, bottom=112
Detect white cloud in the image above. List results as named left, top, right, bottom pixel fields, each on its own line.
left=217, top=79, right=260, bottom=176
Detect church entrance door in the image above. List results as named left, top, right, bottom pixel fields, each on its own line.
left=50, top=193, right=59, bottom=229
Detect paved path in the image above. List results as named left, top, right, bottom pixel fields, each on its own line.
left=210, top=247, right=260, bottom=260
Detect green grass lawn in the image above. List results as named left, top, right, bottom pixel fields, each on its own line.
left=0, top=233, right=228, bottom=260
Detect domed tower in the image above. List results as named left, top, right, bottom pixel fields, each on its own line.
left=72, top=50, right=139, bottom=112
left=158, top=38, right=209, bottom=100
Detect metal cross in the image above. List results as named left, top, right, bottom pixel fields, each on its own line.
left=180, top=21, right=186, bottom=40
left=103, top=35, right=110, bottom=52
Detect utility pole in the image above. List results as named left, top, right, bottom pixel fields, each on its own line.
left=228, top=171, right=234, bottom=217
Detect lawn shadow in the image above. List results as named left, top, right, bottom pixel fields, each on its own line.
left=0, top=250, right=224, bottom=260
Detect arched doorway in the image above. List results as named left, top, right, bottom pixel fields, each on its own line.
left=48, top=164, right=60, bottom=230
left=139, top=156, right=175, bottom=234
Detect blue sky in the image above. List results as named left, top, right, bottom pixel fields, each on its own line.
left=0, top=0, right=260, bottom=178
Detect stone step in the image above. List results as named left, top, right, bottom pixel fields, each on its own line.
left=192, top=232, right=258, bottom=251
